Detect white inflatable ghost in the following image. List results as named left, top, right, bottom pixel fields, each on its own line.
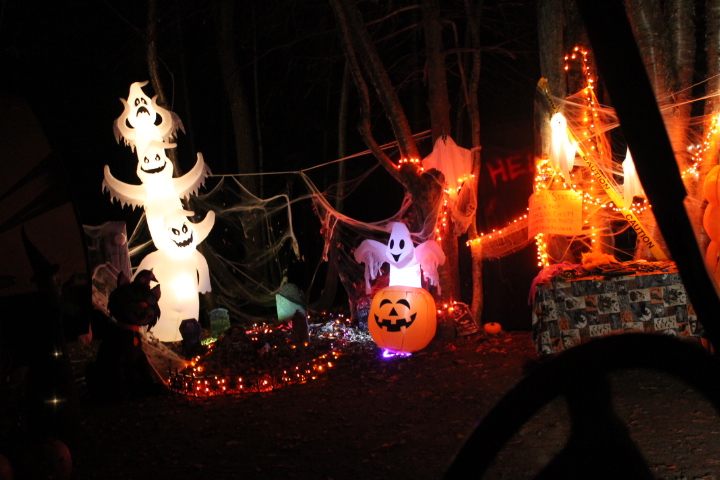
left=102, top=141, right=211, bottom=250
left=622, top=148, right=645, bottom=206
left=354, top=222, right=446, bottom=294
left=135, top=209, right=215, bottom=342
left=113, top=81, right=185, bottom=156
left=549, top=112, right=577, bottom=184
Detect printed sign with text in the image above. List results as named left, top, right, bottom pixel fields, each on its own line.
left=528, top=189, right=583, bottom=238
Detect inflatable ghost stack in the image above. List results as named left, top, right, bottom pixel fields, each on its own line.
left=355, top=222, right=445, bottom=353
left=103, top=81, right=215, bottom=342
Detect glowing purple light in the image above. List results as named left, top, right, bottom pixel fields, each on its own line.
left=382, top=349, right=412, bottom=358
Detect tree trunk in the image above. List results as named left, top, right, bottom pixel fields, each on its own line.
left=334, top=0, right=420, bottom=162
left=215, top=0, right=257, bottom=193
left=537, top=0, right=567, bottom=98
left=422, top=0, right=461, bottom=307
left=706, top=0, right=720, bottom=168
left=146, top=0, right=181, bottom=173
left=465, top=0, right=484, bottom=324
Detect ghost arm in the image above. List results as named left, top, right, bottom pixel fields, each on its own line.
left=194, top=210, right=216, bottom=244
left=134, top=252, right=160, bottom=280
left=152, top=96, right=185, bottom=142
left=173, top=152, right=211, bottom=199
left=102, top=165, right=145, bottom=209
left=194, top=251, right=211, bottom=293
left=113, top=98, right=136, bottom=149
left=416, top=240, right=446, bottom=287
left=354, top=239, right=387, bottom=294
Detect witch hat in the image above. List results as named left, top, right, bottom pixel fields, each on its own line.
left=21, top=226, right=60, bottom=282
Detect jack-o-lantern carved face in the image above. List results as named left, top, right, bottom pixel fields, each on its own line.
left=368, top=286, right=436, bottom=353
left=385, top=222, right=416, bottom=269
left=136, top=141, right=175, bottom=182
left=375, top=298, right=416, bottom=332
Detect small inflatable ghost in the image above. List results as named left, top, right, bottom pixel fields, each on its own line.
left=354, top=222, right=445, bottom=294
left=549, top=112, right=577, bottom=183
left=113, top=81, right=185, bottom=156
left=134, top=209, right=215, bottom=342
left=622, top=148, right=645, bottom=207
left=103, top=141, right=211, bottom=250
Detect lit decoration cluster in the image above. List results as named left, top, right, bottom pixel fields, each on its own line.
left=397, top=157, right=423, bottom=169
left=168, top=315, right=366, bottom=397
left=169, top=350, right=341, bottom=396
left=565, top=46, right=601, bottom=155
left=683, top=113, right=720, bottom=179
left=526, top=47, right=669, bottom=266
left=104, top=82, right=215, bottom=342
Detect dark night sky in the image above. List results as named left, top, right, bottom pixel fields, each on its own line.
left=1, top=0, right=541, bottom=319
left=1, top=0, right=539, bottom=221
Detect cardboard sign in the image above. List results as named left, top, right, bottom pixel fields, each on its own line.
left=528, top=190, right=583, bottom=238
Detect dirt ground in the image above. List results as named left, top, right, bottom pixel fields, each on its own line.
left=54, top=330, right=720, bottom=479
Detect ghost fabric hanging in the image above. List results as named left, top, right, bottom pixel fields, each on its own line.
left=421, top=135, right=476, bottom=234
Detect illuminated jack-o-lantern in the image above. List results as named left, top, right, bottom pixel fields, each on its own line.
left=368, top=286, right=437, bottom=353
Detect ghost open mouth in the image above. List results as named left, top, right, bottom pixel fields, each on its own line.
left=141, top=162, right=167, bottom=174
left=173, top=232, right=194, bottom=248
left=136, top=106, right=150, bottom=117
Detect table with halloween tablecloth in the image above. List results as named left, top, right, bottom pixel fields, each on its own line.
left=531, top=261, right=706, bottom=355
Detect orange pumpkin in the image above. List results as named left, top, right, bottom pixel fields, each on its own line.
left=484, top=322, right=502, bottom=335
left=704, top=204, right=720, bottom=242
left=705, top=165, right=720, bottom=206
left=368, top=286, right=437, bottom=353
left=707, top=240, right=720, bottom=285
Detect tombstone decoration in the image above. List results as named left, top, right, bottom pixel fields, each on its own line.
left=86, top=270, right=162, bottom=403
left=179, top=318, right=203, bottom=356
left=209, top=307, right=231, bottom=338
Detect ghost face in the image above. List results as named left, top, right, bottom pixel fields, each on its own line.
left=164, top=213, right=197, bottom=259
left=136, top=142, right=174, bottom=183
left=126, top=82, right=157, bottom=130
left=385, top=222, right=416, bottom=268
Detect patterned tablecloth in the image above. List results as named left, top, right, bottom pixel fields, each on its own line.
left=531, top=261, right=705, bottom=355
